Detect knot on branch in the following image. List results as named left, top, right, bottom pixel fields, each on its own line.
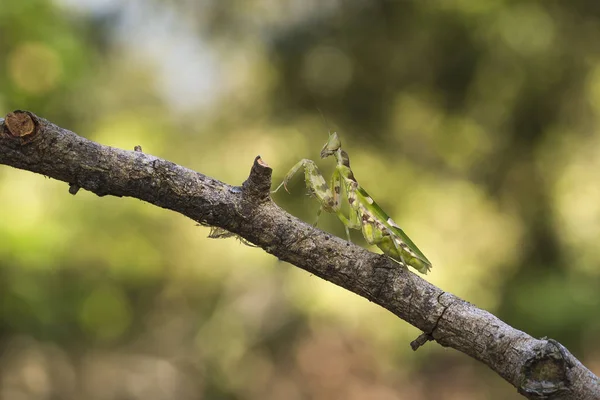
left=242, top=155, right=272, bottom=204
left=3, top=111, right=38, bottom=141
left=518, top=339, right=573, bottom=398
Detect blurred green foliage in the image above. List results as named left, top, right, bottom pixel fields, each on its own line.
left=1, top=0, right=599, bottom=399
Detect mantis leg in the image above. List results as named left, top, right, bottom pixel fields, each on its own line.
left=314, top=207, right=323, bottom=227
left=273, top=158, right=348, bottom=225
left=330, top=168, right=354, bottom=242
left=345, top=180, right=362, bottom=231
left=272, top=159, right=310, bottom=194
left=272, top=159, right=336, bottom=209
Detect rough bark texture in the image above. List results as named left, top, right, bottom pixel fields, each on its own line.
left=0, top=111, right=598, bottom=399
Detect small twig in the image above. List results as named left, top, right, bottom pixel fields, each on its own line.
left=410, top=332, right=433, bottom=351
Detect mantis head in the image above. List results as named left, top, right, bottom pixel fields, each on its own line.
left=320, top=132, right=341, bottom=158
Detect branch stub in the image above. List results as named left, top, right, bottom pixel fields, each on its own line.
left=5, top=111, right=36, bottom=138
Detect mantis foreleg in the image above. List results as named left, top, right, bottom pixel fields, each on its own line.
left=272, top=159, right=354, bottom=241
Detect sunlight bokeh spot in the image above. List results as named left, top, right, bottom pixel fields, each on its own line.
left=496, top=5, right=555, bottom=55
left=8, top=42, right=63, bottom=94
left=552, top=133, right=600, bottom=276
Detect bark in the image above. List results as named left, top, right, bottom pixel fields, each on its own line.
left=0, top=111, right=598, bottom=399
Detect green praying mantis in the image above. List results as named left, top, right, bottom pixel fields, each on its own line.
left=272, top=132, right=432, bottom=274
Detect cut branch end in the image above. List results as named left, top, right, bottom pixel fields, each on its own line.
left=5, top=111, right=36, bottom=138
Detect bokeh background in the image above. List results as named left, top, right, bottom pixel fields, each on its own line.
left=1, top=0, right=599, bottom=399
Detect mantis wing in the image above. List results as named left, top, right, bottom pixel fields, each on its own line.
left=355, top=185, right=432, bottom=273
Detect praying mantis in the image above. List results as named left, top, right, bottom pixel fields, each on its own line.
left=272, top=132, right=432, bottom=274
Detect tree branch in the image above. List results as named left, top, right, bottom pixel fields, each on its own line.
left=1, top=111, right=598, bottom=399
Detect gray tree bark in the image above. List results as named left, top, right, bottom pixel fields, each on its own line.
left=0, top=111, right=598, bottom=399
